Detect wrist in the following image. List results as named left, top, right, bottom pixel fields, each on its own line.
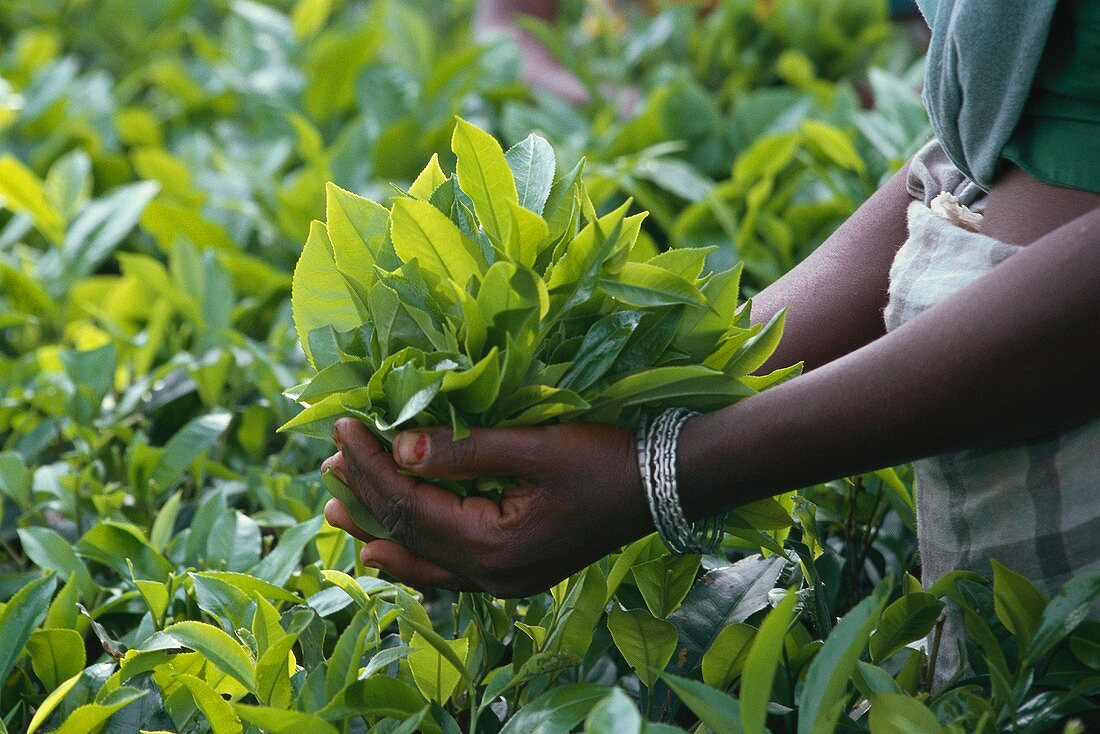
left=634, top=409, right=728, bottom=554
left=675, top=407, right=746, bottom=522
left=619, top=425, right=657, bottom=542
left=566, top=423, right=653, bottom=551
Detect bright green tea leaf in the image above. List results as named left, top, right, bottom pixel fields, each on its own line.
left=453, top=117, right=517, bottom=246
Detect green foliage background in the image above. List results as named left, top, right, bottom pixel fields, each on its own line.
left=0, top=1, right=1096, bottom=733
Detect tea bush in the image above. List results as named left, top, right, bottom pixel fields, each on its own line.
left=0, top=1, right=1096, bottom=733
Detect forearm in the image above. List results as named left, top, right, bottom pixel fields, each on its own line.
left=750, top=164, right=912, bottom=373
left=679, top=207, right=1100, bottom=519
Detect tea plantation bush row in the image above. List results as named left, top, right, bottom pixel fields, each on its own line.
left=0, top=1, right=1096, bottom=732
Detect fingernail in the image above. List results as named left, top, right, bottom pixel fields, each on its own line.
left=394, top=432, right=428, bottom=466
left=332, top=421, right=344, bottom=447
left=360, top=551, right=380, bottom=569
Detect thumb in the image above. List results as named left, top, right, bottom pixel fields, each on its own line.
left=391, top=425, right=545, bottom=481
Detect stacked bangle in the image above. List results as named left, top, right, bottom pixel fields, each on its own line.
left=635, top=408, right=727, bottom=555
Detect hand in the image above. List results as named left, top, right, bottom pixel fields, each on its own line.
left=322, top=418, right=653, bottom=597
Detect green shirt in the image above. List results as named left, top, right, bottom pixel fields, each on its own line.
left=1002, top=0, right=1100, bottom=194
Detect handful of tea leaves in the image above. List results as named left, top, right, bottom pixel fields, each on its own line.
left=283, top=119, right=798, bottom=511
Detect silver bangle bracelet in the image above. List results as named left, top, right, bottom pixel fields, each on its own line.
left=635, top=408, right=726, bottom=555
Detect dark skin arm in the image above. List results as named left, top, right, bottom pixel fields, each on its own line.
left=749, top=164, right=912, bottom=373
left=325, top=171, right=1100, bottom=597
left=678, top=204, right=1100, bottom=517
left=751, top=162, right=1100, bottom=374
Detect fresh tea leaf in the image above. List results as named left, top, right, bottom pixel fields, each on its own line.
left=453, top=117, right=518, bottom=247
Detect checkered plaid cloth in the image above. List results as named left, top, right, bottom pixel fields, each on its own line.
left=884, top=139, right=1100, bottom=683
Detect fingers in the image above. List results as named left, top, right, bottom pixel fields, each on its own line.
left=326, top=497, right=477, bottom=591
left=360, top=540, right=476, bottom=592
left=390, top=425, right=545, bottom=481
left=323, top=499, right=376, bottom=543
left=332, top=418, right=497, bottom=562
left=321, top=451, right=346, bottom=480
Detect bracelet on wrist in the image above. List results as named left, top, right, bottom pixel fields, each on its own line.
left=635, top=407, right=726, bottom=555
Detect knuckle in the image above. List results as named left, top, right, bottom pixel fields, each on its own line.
left=322, top=503, right=341, bottom=528
left=345, top=454, right=369, bottom=494
left=497, top=504, right=536, bottom=535
left=378, top=493, right=416, bottom=544
left=446, top=434, right=476, bottom=470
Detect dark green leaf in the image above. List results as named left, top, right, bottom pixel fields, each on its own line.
left=499, top=683, right=610, bottom=734
left=249, top=517, right=324, bottom=587
left=0, top=574, right=58, bottom=686
left=148, top=411, right=232, bottom=493
left=869, top=592, right=944, bottom=663
left=660, top=672, right=743, bottom=734
left=1026, top=569, right=1100, bottom=664
left=798, top=583, right=889, bottom=734
left=992, top=559, right=1047, bottom=643
left=667, top=554, right=786, bottom=678
left=558, top=311, right=642, bottom=393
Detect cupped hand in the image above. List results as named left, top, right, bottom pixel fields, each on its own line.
left=322, top=418, right=654, bottom=598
